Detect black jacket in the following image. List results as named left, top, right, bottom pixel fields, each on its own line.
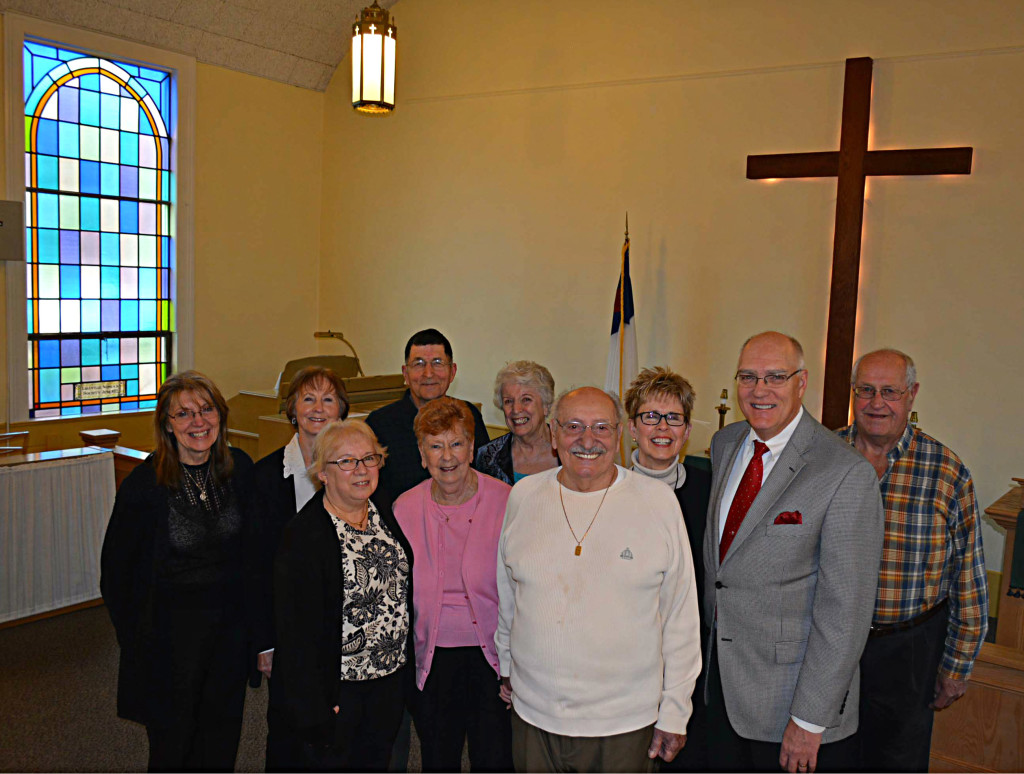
left=100, top=447, right=256, bottom=724
left=270, top=488, right=414, bottom=742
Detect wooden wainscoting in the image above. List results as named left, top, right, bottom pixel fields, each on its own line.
left=929, top=643, right=1024, bottom=772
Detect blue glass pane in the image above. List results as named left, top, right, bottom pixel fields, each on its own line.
left=37, top=155, right=59, bottom=188
left=39, top=369, right=60, bottom=402
left=80, top=73, right=100, bottom=92
left=62, top=406, right=83, bottom=417
left=37, top=118, right=59, bottom=155
left=139, top=268, right=157, bottom=299
left=100, top=233, right=119, bottom=264
left=83, top=404, right=102, bottom=415
left=120, top=201, right=138, bottom=233
left=60, top=339, right=80, bottom=366
left=121, top=364, right=138, bottom=380
left=101, top=300, right=119, bottom=330
left=81, top=198, right=100, bottom=231
left=122, top=401, right=140, bottom=411
left=38, top=229, right=59, bottom=263
left=58, top=88, right=79, bottom=123
left=120, top=166, right=138, bottom=197
left=60, top=265, right=80, bottom=297
left=79, top=89, right=99, bottom=125
left=81, top=338, right=100, bottom=366
left=139, top=399, right=156, bottom=410
left=80, top=160, right=100, bottom=194
left=82, top=300, right=100, bottom=331
left=99, top=93, right=119, bottom=129
left=38, top=194, right=59, bottom=229
left=101, top=339, right=119, bottom=366
left=58, top=121, right=79, bottom=157
left=120, top=63, right=140, bottom=77
left=100, top=163, right=119, bottom=195
left=120, top=133, right=138, bottom=165
left=139, top=301, right=156, bottom=330
left=127, top=380, right=138, bottom=397
left=101, top=364, right=119, bottom=379
left=100, top=266, right=119, bottom=298
left=60, top=230, right=80, bottom=263
left=39, top=339, right=60, bottom=367
left=121, top=300, right=139, bottom=327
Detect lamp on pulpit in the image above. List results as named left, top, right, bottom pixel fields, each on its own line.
left=313, top=331, right=365, bottom=376
left=352, top=1, right=397, bottom=114
left=717, top=388, right=731, bottom=430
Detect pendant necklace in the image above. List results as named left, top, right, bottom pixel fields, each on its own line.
left=558, top=473, right=613, bottom=556
left=181, top=462, right=211, bottom=503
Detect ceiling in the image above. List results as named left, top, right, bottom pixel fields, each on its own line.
left=1, top=0, right=398, bottom=91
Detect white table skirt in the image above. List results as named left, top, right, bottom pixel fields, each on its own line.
left=1, top=451, right=116, bottom=623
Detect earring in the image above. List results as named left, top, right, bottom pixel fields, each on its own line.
left=291, top=417, right=297, bottom=426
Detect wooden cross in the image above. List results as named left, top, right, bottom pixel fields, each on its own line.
left=747, top=56, right=972, bottom=429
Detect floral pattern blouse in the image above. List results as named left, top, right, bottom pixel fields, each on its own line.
left=330, top=500, right=410, bottom=680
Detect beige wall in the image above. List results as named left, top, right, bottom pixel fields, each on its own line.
left=320, top=0, right=1024, bottom=568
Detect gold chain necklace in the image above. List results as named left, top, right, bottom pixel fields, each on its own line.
left=558, top=474, right=613, bottom=556
left=180, top=462, right=211, bottom=503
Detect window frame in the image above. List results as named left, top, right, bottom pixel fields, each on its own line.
left=3, top=13, right=195, bottom=422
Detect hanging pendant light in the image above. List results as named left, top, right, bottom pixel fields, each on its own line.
left=352, top=1, right=396, bottom=114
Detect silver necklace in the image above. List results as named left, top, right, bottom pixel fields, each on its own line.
left=180, top=462, right=211, bottom=503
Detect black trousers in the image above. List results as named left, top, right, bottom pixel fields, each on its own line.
left=856, top=607, right=948, bottom=772
left=296, top=666, right=407, bottom=772
left=661, top=659, right=708, bottom=772
left=265, top=682, right=301, bottom=772
left=412, top=646, right=513, bottom=772
left=145, top=604, right=247, bottom=772
left=705, top=640, right=857, bottom=772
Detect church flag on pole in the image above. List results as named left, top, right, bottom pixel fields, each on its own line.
left=604, top=217, right=638, bottom=464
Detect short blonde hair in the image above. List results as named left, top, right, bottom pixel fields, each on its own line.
left=623, top=367, right=696, bottom=425
left=492, top=360, right=556, bottom=412
left=308, top=419, right=387, bottom=485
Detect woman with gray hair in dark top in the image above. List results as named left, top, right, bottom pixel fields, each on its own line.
left=475, top=360, right=558, bottom=484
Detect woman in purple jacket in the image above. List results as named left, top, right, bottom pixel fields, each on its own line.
left=394, top=397, right=513, bottom=772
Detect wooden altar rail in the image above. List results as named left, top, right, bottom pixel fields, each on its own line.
left=930, top=642, right=1024, bottom=772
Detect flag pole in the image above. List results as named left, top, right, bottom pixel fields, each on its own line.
left=619, top=212, right=629, bottom=464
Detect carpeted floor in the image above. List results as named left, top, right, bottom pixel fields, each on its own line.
left=0, top=605, right=435, bottom=772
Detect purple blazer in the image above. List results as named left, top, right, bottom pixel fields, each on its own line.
left=394, top=472, right=511, bottom=690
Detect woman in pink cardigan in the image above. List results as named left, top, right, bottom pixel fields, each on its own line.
left=393, top=397, right=513, bottom=772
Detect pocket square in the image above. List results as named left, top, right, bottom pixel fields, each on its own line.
left=774, top=511, right=803, bottom=525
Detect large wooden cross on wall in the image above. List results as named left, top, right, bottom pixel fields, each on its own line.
left=747, top=56, right=972, bottom=429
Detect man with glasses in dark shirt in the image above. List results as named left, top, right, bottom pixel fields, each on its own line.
left=837, top=348, right=988, bottom=772
left=366, top=328, right=491, bottom=504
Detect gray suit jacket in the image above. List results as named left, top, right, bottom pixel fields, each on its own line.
left=703, top=410, right=883, bottom=744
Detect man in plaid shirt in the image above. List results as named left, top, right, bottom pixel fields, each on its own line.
left=837, top=348, right=988, bottom=772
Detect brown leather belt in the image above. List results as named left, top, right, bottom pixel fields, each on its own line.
left=868, top=599, right=948, bottom=639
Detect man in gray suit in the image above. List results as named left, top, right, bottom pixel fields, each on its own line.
left=703, top=332, right=884, bottom=773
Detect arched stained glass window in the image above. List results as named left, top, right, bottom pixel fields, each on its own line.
left=23, top=39, right=175, bottom=418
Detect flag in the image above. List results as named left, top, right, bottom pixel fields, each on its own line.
left=605, top=232, right=638, bottom=463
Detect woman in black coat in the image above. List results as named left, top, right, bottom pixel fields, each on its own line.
left=272, top=419, right=414, bottom=772
left=100, top=371, right=255, bottom=772
left=250, top=366, right=349, bottom=770
left=624, top=366, right=712, bottom=772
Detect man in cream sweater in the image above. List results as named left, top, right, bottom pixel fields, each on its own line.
left=496, top=386, right=702, bottom=772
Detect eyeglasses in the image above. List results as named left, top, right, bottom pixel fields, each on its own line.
left=169, top=406, right=218, bottom=423
left=554, top=419, right=618, bottom=438
left=329, top=453, right=384, bottom=471
left=634, top=411, right=687, bottom=427
left=406, top=357, right=451, bottom=372
left=852, top=385, right=910, bottom=402
left=735, top=369, right=804, bottom=388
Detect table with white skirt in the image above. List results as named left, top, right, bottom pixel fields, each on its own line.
left=0, top=447, right=116, bottom=624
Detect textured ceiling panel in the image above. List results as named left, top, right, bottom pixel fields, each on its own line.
left=1, top=0, right=397, bottom=91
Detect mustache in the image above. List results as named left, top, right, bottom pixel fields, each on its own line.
left=569, top=443, right=607, bottom=456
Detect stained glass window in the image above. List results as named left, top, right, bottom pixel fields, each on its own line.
left=23, top=39, right=175, bottom=417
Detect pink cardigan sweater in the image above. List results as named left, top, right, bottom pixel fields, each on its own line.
left=394, top=472, right=511, bottom=690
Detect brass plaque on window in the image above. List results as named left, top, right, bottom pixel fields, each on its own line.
left=74, top=380, right=127, bottom=400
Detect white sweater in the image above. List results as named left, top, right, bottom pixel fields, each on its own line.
left=496, top=466, right=701, bottom=737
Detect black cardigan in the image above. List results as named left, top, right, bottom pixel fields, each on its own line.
left=99, top=447, right=256, bottom=725
left=271, top=488, right=414, bottom=742
left=675, top=461, right=712, bottom=630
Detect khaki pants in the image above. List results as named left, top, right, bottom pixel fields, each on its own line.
left=511, top=708, right=656, bottom=773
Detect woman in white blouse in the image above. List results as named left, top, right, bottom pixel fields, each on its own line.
left=251, top=366, right=348, bottom=770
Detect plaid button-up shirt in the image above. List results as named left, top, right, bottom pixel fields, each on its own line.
left=837, top=422, right=988, bottom=680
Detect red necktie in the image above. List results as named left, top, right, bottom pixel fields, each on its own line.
left=720, top=440, right=768, bottom=563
